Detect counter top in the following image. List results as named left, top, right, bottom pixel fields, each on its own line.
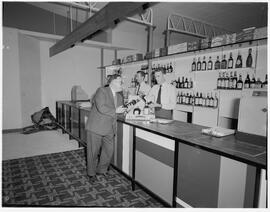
left=117, top=115, right=267, bottom=169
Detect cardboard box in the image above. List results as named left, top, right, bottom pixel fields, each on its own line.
left=154, top=48, right=160, bottom=57
left=236, top=27, right=255, bottom=42
left=112, top=59, right=121, bottom=65
left=200, top=38, right=211, bottom=49
left=126, top=55, right=133, bottom=62
left=254, top=27, right=267, bottom=39
left=225, top=33, right=236, bottom=44
left=187, top=40, right=200, bottom=51
left=134, top=53, right=143, bottom=61
left=168, top=42, right=187, bottom=54
left=211, top=35, right=226, bottom=47
left=145, top=51, right=153, bottom=60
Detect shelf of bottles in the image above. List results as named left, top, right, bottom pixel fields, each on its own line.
left=177, top=91, right=219, bottom=109
left=173, top=77, right=193, bottom=89
left=151, top=61, right=175, bottom=85
left=191, top=48, right=255, bottom=72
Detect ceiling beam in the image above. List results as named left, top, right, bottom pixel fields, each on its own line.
left=49, top=2, right=150, bottom=57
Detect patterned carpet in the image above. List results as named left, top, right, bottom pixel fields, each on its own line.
left=2, top=148, right=164, bottom=207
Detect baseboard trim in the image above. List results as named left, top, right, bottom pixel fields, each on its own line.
left=2, top=128, right=23, bottom=134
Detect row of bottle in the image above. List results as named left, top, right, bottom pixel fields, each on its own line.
left=217, top=72, right=267, bottom=90
left=191, top=48, right=253, bottom=71
left=152, top=62, right=174, bottom=73
left=172, top=77, right=193, bottom=89
left=177, top=92, right=218, bottom=108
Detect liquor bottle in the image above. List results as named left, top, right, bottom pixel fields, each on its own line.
left=177, top=77, right=180, bottom=89
left=215, top=56, right=221, bottom=70
left=244, top=74, right=251, bottom=89
left=228, top=52, right=234, bottom=69
left=256, top=78, right=262, bottom=89
left=208, top=56, right=213, bottom=70
left=192, top=58, right=196, bottom=72
left=202, top=56, right=207, bottom=71
left=205, top=93, right=210, bottom=107
left=262, top=74, right=268, bottom=89
left=213, top=93, right=218, bottom=108
left=228, top=72, right=233, bottom=89
left=209, top=93, right=214, bottom=107
left=202, top=94, right=206, bottom=107
left=224, top=72, right=229, bottom=89
left=188, top=78, right=193, bottom=88
left=221, top=54, right=227, bottom=69
left=195, top=92, right=199, bottom=106
left=232, top=71, right=237, bottom=89
left=184, top=78, right=189, bottom=88
left=217, top=72, right=222, bottom=89
left=170, top=62, right=173, bottom=73
left=184, top=93, right=188, bottom=104
left=177, top=92, right=180, bottom=104
left=220, top=72, right=225, bottom=89
left=250, top=74, right=256, bottom=89
left=197, top=57, right=201, bottom=71
left=235, top=51, right=242, bottom=68
left=181, top=77, right=185, bottom=88
left=199, top=93, right=203, bottom=106
left=246, top=48, right=253, bottom=68
left=236, top=74, right=243, bottom=89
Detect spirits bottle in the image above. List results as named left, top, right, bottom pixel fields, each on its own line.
left=228, top=72, right=233, bottom=89
left=202, top=94, right=206, bottom=107
left=256, top=78, right=262, bottom=89
left=177, top=92, right=180, bottom=104
left=197, top=57, right=201, bottom=71
left=224, top=72, right=229, bottom=89
left=205, top=93, right=210, bottom=107
left=221, top=72, right=225, bottom=89
left=195, top=92, right=199, bottom=106
left=215, top=56, right=221, bottom=70
left=217, top=72, right=222, bottom=89
left=188, top=78, right=193, bottom=88
left=199, top=93, right=203, bottom=106
left=250, top=74, right=256, bottom=89
left=208, top=56, right=213, bottom=70
left=177, top=77, right=180, bottom=89
left=184, top=78, right=189, bottom=88
left=235, top=51, right=243, bottom=68
left=179, top=92, right=183, bottom=104
left=192, top=58, right=196, bottom=72
left=210, top=93, right=214, bottom=107
left=232, top=71, right=237, bottom=89
left=237, top=74, right=243, bottom=89
left=181, top=77, right=185, bottom=88
left=166, top=64, right=170, bottom=73
left=170, top=62, right=173, bottom=73
left=262, top=74, right=268, bottom=89
left=246, top=48, right=253, bottom=68
left=228, top=52, right=234, bottom=69
left=213, top=93, right=218, bottom=108
left=221, top=54, right=227, bottom=69
left=244, top=74, right=251, bottom=89
left=202, top=56, right=207, bottom=71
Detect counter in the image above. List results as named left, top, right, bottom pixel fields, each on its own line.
left=56, top=101, right=267, bottom=208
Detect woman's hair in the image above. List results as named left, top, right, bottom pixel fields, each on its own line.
left=107, top=74, right=121, bottom=84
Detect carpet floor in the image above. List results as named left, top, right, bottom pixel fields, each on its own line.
left=2, top=148, right=164, bottom=207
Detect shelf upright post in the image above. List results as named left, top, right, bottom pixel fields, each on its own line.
left=147, top=25, right=154, bottom=85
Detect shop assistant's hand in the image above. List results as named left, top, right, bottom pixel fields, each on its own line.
left=116, top=105, right=127, bottom=114
left=149, top=102, right=162, bottom=108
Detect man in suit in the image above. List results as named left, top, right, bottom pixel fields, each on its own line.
left=86, top=74, right=126, bottom=180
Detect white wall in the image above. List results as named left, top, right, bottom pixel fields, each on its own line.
left=2, top=28, right=22, bottom=129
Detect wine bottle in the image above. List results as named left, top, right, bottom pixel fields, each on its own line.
left=228, top=52, right=234, bottom=69
left=232, top=71, right=237, bottom=89
left=199, top=93, right=203, bottom=106
left=221, top=54, right=227, bottom=69
left=244, top=74, right=251, bottom=89
left=224, top=72, right=229, bottom=89
left=210, top=93, right=214, bottom=107
left=256, top=78, right=262, bottom=89
left=262, top=74, right=268, bottom=89
left=235, top=51, right=242, bottom=68
left=208, top=56, right=213, bottom=70
left=177, top=92, right=180, bottom=104
left=184, top=78, right=189, bottom=88
left=228, top=72, right=233, bottom=89
left=215, top=56, right=221, bottom=70
left=202, top=94, right=206, bottom=107
left=177, top=77, right=180, bottom=89
left=192, top=58, right=196, bottom=72
left=246, top=48, right=253, bottom=68
left=213, top=93, right=218, bottom=108
left=170, top=62, right=173, bottom=73
left=197, top=57, right=201, bottom=71
left=217, top=72, right=222, bottom=89
left=205, top=93, right=210, bottom=107
left=188, top=78, right=193, bottom=88
left=236, top=74, right=243, bottom=89
left=195, top=92, right=199, bottom=106
left=202, top=56, right=207, bottom=71
left=250, top=74, right=256, bottom=89
left=221, top=72, right=225, bottom=89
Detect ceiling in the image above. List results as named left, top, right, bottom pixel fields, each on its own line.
left=27, top=1, right=267, bottom=40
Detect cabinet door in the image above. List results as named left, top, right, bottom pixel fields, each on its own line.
left=177, top=143, right=221, bottom=207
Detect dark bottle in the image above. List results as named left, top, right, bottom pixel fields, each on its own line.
left=235, top=51, right=243, bottom=68
left=256, top=78, right=262, bottom=89
left=208, top=56, right=213, bottom=70
left=209, top=93, right=214, bottom=107
left=199, top=93, right=203, bottom=106
left=166, top=63, right=170, bottom=73
left=202, top=56, right=207, bottom=71
left=224, top=72, right=229, bottom=89
left=205, top=93, right=210, bottom=107
left=195, top=92, right=199, bottom=106
left=188, top=78, right=193, bottom=88
left=177, top=92, right=180, bottom=104
left=228, top=52, right=234, bottom=69
left=177, top=77, right=180, bottom=89
left=246, top=48, right=253, bottom=68
left=201, top=94, right=206, bottom=107
left=220, top=72, right=225, bottom=89
left=236, top=74, right=243, bottom=89
left=262, top=74, right=268, bottom=89
left=215, top=56, right=221, bottom=70
left=184, top=78, right=189, bottom=88
left=181, top=77, right=185, bottom=88
left=221, top=54, right=227, bottom=69
left=217, top=72, right=222, bottom=89
left=250, top=74, right=256, bottom=89
left=192, top=58, right=196, bottom=72
left=169, top=62, right=173, bottom=73
left=197, top=57, right=201, bottom=71
left=244, top=74, right=251, bottom=89
left=232, top=71, right=237, bottom=89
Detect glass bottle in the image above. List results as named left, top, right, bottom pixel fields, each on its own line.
left=244, top=74, right=251, bottom=89
left=246, top=48, right=253, bottom=68
left=208, top=56, right=213, bottom=70
left=213, top=93, right=218, bottom=108
left=232, top=71, right=237, bottom=89
left=170, top=62, right=173, bottom=73
left=215, top=56, right=221, bottom=70
left=197, top=57, right=201, bottom=71
left=256, top=78, right=262, bottom=89
left=250, top=74, right=256, bottom=89
left=202, top=56, right=207, bottom=71
left=224, top=72, right=229, bottom=89
left=235, top=51, right=242, bottom=68
left=221, top=54, right=227, bottom=69
left=262, top=74, right=268, bottom=89
left=237, top=74, right=243, bottom=90
left=192, top=58, right=196, bottom=72
left=217, top=72, right=222, bottom=89
left=228, top=72, right=233, bottom=89
left=228, top=52, right=234, bottom=69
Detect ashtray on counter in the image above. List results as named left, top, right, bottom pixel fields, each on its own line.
left=202, top=127, right=235, bottom=137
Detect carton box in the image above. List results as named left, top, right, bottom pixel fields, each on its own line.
left=145, top=51, right=153, bottom=60
left=154, top=48, right=160, bottom=57
left=168, top=42, right=187, bottom=55
left=159, top=47, right=168, bottom=57
left=187, top=40, right=200, bottom=51
left=254, top=27, right=267, bottom=39
left=225, top=33, right=236, bottom=44
left=236, top=27, right=255, bottom=42
left=211, top=35, right=226, bottom=47
left=200, top=38, right=211, bottom=49
left=134, top=53, right=143, bottom=61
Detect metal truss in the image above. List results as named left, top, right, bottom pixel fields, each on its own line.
left=167, top=13, right=231, bottom=38
left=58, top=2, right=154, bottom=27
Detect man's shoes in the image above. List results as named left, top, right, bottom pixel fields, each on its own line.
left=87, top=175, right=97, bottom=183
